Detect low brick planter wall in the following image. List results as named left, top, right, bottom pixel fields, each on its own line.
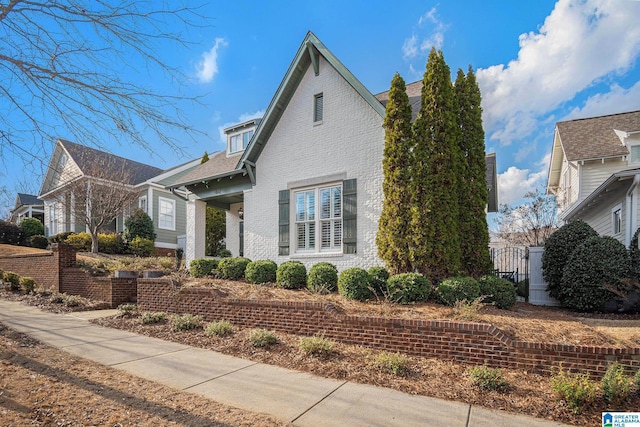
left=137, top=279, right=640, bottom=377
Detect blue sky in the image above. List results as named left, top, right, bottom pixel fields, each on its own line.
left=3, top=0, right=640, bottom=215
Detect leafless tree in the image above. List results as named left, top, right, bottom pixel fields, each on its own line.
left=494, top=188, right=559, bottom=247
left=0, top=1, right=207, bottom=174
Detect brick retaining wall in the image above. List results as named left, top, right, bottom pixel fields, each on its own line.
left=0, top=244, right=77, bottom=291
left=138, top=279, right=640, bottom=377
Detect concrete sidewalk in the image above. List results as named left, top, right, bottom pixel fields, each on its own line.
left=0, top=300, right=569, bottom=426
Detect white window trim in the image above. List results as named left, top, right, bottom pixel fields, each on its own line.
left=628, top=142, right=640, bottom=165
left=227, top=129, right=255, bottom=155
left=612, top=203, right=622, bottom=236
left=313, top=93, right=323, bottom=124
left=139, top=195, right=148, bottom=213
left=292, top=181, right=342, bottom=255
left=158, top=196, right=176, bottom=231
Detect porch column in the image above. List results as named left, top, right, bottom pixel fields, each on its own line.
left=186, top=197, right=206, bottom=267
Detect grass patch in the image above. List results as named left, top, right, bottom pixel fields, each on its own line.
left=371, top=352, right=408, bottom=376
left=140, top=312, right=168, bottom=325
left=248, top=329, right=278, bottom=347
left=171, top=314, right=202, bottom=331
left=468, top=366, right=509, bottom=391
left=299, top=335, right=335, bottom=356
left=205, top=320, right=234, bottom=336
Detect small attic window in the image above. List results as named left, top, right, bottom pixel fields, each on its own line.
left=228, top=129, right=254, bottom=154
left=629, top=144, right=640, bottom=164
left=314, top=93, right=323, bottom=123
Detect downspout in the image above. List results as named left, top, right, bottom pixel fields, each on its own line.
left=626, top=174, right=640, bottom=247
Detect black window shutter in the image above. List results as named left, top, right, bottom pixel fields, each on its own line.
left=343, top=179, right=357, bottom=254
left=278, top=189, right=290, bottom=255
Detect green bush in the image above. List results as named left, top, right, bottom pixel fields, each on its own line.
left=372, top=352, right=408, bottom=376
left=516, top=279, right=528, bottom=298
left=49, top=231, right=74, bottom=244
left=129, top=236, right=154, bottom=257
left=218, top=257, right=251, bottom=280
left=436, top=277, right=481, bottom=306
left=338, top=268, right=372, bottom=301
left=542, top=220, right=598, bottom=300
left=218, top=248, right=232, bottom=258
left=117, top=303, right=137, bottom=315
left=98, top=233, right=124, bottom=254
left=140, top=311, right=167, bottom=325
left=62, top=294, right=81, bottom=307
left=386, top=273, right=431, bottom=304
left=560, top=236, right=629, bottom=312
left=19, top=218, right=44, bottom=243
left=248, top=329, right=278, bottom=347
left=124, top=208, right=156, bottom=241
left=307, top=262, right=338, bottom=293
left=468, top=366, right=509, bottom=391
left=65, top=232, right=92, bottom=251
left=171, top=314, right=202, bottom=331
left=601, top=363, right=631, bottom=404
left=4, top=272, right=20, bottom=291
left=368, top=266, right=390, bottom=296
left=299, top=335, right=335, bottom=356
left=205, top=320, right=234, bottom=336
left=245, top=260, right=277, bottom=284
left=189, top=258, right=218, bottom=278
left=477, top=275, right=517, bottom=309
left=551, top=367, right=597, bottom=414
left=30, top=235, right=49, bottom=249
left=276, top=261, right=307, bottom=289
left=0, top=220, right=21, bottom=244
left=19, top=277, right=36, bottom=294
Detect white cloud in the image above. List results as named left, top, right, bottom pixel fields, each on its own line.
left=402, top=7, right=447, bottom=59
left=477, top=0, right=640, bottom=146
left=565, top=81, right=640, bottom=120
left=217, top=110, right=265, bottom=144
left=196, top=38, right=228, bottom=83
left=498, top=153, right=550, bottom=205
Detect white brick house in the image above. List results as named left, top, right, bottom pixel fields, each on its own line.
left=174, top=31, right=497, bottom=271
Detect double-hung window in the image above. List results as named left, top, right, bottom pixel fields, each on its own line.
left=612, top=204, right=622, bottom=235
left=294, top=184, right=342, bottom=253
left=158, top=197, right=176, bottom=230
left=228, top=129, right=255, bottom=154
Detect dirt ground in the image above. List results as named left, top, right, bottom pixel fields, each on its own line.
left=2, top=283, right=640, bottom=426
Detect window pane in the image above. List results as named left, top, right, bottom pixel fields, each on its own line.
left=308, top=222, right=315, bottom=248
left=243, top=131, right=253, bottom=149
left=296, top=193, right=305, bottom=221
left=306, top=191, right=315, bottom=220
left=297, top=223, right=306, bottom=249
left=314, top=94, right=323, bottom=122
left=321, top=221, right=331, bottom=248
left=332, top=187, right=341, bottom=217
left=334, top=220, right=342, bottom=247
left=631, top=145, right=640, bottom=163
left=320, top=189, right=330, bottom=219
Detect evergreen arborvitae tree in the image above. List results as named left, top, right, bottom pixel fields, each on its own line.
left=411, top=48, right=461, bottom=282
left=377, top=73, right=414, bottom=274
left=455, top=66, right=492, bottom=278
left=201, top=152, right=210, bottom=164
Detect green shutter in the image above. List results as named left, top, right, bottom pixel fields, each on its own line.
left=278, top=189, right=290, bottom=255
left=343, top=179, right=357, bottom=254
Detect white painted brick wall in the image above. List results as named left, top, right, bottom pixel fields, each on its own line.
left=225, top=202, right=243, bottom=257
left=244, top=56, right=386, bottom=272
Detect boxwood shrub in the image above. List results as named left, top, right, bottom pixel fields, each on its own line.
left=368, top=266, right=390, bottom=296
left=477, top=275, right=517, bottom=309
left=559, top=236, right=629, bottom=312
left=436, top=277, right=481, bottom=306
left=189, top=258, right=218, bottom=278
left=218, top=257, right=251, bottom=280
left=542, top=220, right=598, bottom=300
left=338, top=268, right=372, bottom=301
left=245, top=260, right=277, bottom=284
left=276, top=261, right=307, bottom=289
left=307, top=262, right=338, bottom=293
left=386, top=272, right=431, bottom=304
left=4, top=272, right=20, bottom=291
left=30, top=235, right=49, bottom=249
left=19, top=277, right=36, bottom=294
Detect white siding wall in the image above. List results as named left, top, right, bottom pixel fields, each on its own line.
left=244, top=56, right=385, bottom=272
left=576, top=185, right=627, bottom=243
left=580, top=158, right=627, bottom=201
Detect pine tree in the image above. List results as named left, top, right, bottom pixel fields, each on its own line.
left=377, top=73, right=414, bottom=274
left=201, top=152, right=210, bottom=164
left=410, top=48, right=461, bottom=282
left=455, top=66, right=492, bottom=278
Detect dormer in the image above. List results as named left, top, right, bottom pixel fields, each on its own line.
left=225, top=119, right=261, bottom=156
left=615, top=128, right=640, bottom=165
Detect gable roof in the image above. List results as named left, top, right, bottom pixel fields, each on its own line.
left=556, top=110, right=640, bottom=161
left=173, top=151, right=241, bottom=187
left=15, top=193, right=43, bottom=207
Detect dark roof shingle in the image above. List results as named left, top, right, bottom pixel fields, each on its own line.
left=174, top=151, right=242, bottom=186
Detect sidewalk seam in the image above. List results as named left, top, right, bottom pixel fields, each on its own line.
left=289, top=380, right=348, bottom=424
left=465, top=404, right=471, bottom=427
left=181, top=362, right=260, bottom=391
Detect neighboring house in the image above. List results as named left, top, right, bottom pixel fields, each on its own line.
left=39, top=139, right=200, bottom=252
left=547, top=110, right=640, bottom=246
left=171, top=31, right=498, bottom=269
left=9, top=193, right=44, bottom=224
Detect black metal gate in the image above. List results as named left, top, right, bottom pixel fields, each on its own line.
left=490, top=247, right=529, bottom=286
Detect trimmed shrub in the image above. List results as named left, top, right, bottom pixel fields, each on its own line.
left=19, top=218, right=44, bottom=243
left=0, top=220, right=21, bottom=244
left=307, top=262, right=338, bottom=293
left=245, top=260, right=277, bottom=284
left=560, top=236, right=629, bottom=312
left=299, top=335, right=335, bottom=356
left=49, top=231, right=74, bottom=244
left=468, top=366, right=509, bottom=391
left=218, top=249, right=232, bottom=258
left=601, top=363, right=631, bottom=404
left=248, top=329, right=278, bottom=347
left=171, top=314, right=202, bottom=331
left=436, top=277, right=481, bottom=306
left=129, top=236, right=154, bottom=257
left=19, top=277, right=36, bottom=294
left=190, top=258, right=218, bottom=278
left=276, top=261, right=307, bottom=289
left=30, top=235, right=49, bottom=249
left=386, top=273, right=431, bottom=304
left=218, top=257, right=251, bottom=280
left=477, top=275, right=517, bottom=309
left=205, top=320, right=234, bottom=336
left=124, top=208, right=156, bottom=241
left=542, top=220, right=598, bottom=300
left=338, top=268, right=372, bottom=301
left=372, top=352, right=408, bottom=376
left=98, top=233, right=124, bottom=254
left=551, top=368, right=596, bottom=414
left=141, top=312, right=167, bottom=325
left=4, top=272, right=20, bottom=291
left=65, top=232, right=92, bottom=251
left=368, top=266, right=390, bottom=296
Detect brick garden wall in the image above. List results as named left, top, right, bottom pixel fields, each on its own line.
left=138, top=279, right=640, bottom=378
left=0, top=243, right=77, bottom=291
